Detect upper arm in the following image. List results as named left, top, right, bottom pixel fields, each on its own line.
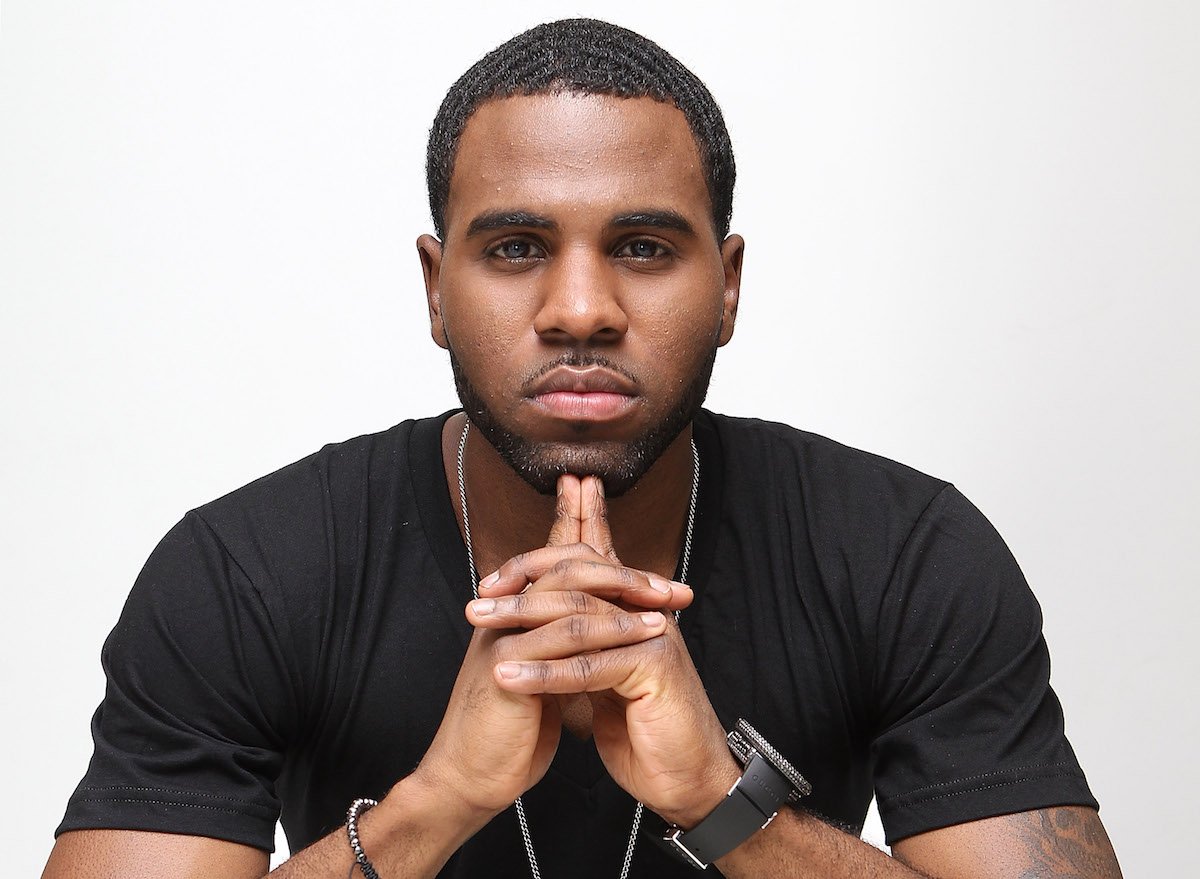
left=891, top=806, right=1122, bottom=879
left=43, top=829, right=268, bottom=879
left=57, top=512, right=293, bottom=852
left=870, top=488, right=1097, bottom=841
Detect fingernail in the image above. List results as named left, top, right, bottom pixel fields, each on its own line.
left=648, top=574, right=672, bottom=594
left=640, top=612, right=664, bottom=626
left=479, top=571, right=500, bottom=590
left=497, top=662, right=522, bottom=679
left=470, top=598, right=495, bottom=616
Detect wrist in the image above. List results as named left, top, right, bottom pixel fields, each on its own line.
left=657, top=753, right=742, bottom=829
left=653, top=720, right=814, bottom=870
left=377, top=765, right=498, bottom=856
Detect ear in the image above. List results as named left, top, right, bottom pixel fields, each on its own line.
left=417, top=234, right=448, bottom=349
left=717, top=233, right=744, bottom=346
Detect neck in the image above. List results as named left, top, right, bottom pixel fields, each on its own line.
left=441, top=412, right=696, bottom=581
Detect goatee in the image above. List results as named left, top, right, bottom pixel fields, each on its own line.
left=448, top=346, right=716, bottom=497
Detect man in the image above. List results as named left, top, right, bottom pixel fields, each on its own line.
left=44, top=18, right=1121, bottom=879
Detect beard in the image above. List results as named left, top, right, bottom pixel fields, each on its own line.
left=449, top=345, right=717, bottom=498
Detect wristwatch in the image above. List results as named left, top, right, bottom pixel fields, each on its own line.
left=653, top=719, right=812, bottom=869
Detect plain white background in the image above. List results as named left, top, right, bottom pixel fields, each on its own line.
left=3, top=1, right=1196, bottom=875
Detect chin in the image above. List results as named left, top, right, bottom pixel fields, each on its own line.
left=449, top=344, right=716, bottom=498
left=486, top=438, right=656, bottom=498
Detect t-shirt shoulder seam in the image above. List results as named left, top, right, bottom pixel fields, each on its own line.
left=186, top=508, right=258, bottom=595
left=879, top=482, right=957, bottom=591
left=870, top=482, right=956, bottom=703
left=183, top=508, right=303, bottom=725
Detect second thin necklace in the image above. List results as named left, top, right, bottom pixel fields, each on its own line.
left=455, top=419, right=700, bottom=879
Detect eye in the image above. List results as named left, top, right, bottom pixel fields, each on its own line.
left=616, top=238, right=671, bottom=261
left=489, top=238, right=544, bottom=262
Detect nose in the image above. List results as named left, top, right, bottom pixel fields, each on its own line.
left=532, top=244, right=629, bottom=345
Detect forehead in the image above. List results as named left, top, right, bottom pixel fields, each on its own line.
left=444, top=92, right=712, bottom=235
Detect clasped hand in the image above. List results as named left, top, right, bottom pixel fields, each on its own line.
left=418, top=474, right=738, bottom=830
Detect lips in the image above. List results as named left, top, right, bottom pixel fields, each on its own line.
left=526, top=366, right=639, bottom=422
left=529, top=366, right=637, bottom=396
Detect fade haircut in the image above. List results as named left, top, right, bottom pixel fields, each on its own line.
left=426, top=18, right=736, bottom=240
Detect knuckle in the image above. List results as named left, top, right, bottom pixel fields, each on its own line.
left=571, top=653, right=595, bottom=681
left=490, top=635, right=512, bottom=662
left=551, top=558, right=575, bottom=578
left=642, top=633, right=669, bottom=658
left=566, top=614, right=590, bottom=642
left=614, top=613, right=636, bottom=635
left=567, top=589, right=590, bottom=614
left=572, top=542, right=599, bottom=560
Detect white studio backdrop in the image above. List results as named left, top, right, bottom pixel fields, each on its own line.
left=2, top=1, right=1196, bottom=875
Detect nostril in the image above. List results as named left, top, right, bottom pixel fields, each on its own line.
left=533, top=291, right=629, bottom=342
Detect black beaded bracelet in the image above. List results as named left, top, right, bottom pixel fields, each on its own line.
left=346, top=797, right=381, bottom=879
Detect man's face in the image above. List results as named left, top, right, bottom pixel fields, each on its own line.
left=419, top=92, right=743, bottom=496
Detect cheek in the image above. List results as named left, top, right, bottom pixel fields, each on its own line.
left=633, top=281, right=724, bottom=367
left=441, top=274, right=530, bottom=352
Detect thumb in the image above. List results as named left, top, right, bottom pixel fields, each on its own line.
left=546, top=474, right=582, bottom=547
left=581, top=476, right=619, bottom=561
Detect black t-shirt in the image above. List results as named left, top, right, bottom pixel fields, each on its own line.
left=57, top=410, right=1096, bottom=875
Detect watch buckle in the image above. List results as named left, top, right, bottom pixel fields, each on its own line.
left=663, top=826, right=710, bottom=870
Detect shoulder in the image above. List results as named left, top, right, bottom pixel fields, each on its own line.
left=155, top=413, right=449, bottom=617
left=192, top=414, right=443, bottom=547
left=698, top=409, right=952, bottom=534
left=197, top=417, right=423, bottom=519
left=111, top=413, right=451, bottom=693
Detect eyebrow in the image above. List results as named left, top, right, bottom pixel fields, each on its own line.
left=463, top=208, right=699, bottom=239
left=465, top=211, right=557, bottom=237
left=610, top=210, right=697, bottom=236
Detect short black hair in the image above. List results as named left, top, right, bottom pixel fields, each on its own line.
left=426, top=18, right=736, bottom=240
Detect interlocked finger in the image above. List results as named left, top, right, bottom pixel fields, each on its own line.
left=494, top=638, right=669, bottom=694
left=479, top=542, right=607, bottom=593
left=467, top=589, right=622, bottom=629
left=532, top=557, right=680, bottom=606
left=479, top=548, right=690, bottom=609
left=489, top=608, right=668, bottom=664
left=580, top=476, right=619, bottom=561
left=545, top=475, right=584, bottom=548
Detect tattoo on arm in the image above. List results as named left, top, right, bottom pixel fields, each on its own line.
left=1012, top=807, right=1122, bottom=879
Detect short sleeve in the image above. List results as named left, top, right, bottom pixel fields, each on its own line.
left=56, top=511, right=296, bottom=850
left=870, top=486, right=1097, bottom=844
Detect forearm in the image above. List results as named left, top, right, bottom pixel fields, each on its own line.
left=268, top=769, right=492, bottom=879
left=713, top=804, right=1123, bottom=879
left=714, top=808, right=928, bottom=879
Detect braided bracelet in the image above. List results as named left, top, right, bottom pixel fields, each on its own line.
left=346, top=797, right=381, bottom=879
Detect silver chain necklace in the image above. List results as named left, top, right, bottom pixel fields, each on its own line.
left=456, top=418, right=700, bottom=879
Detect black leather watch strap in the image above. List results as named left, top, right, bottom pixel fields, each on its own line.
left=730, top=750, right=797, bottom=814
left=651, top=720, right=812, bottom=870
left=656, top=751, right=794, bottom=868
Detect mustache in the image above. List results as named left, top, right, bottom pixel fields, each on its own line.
left=521, top=351, right=639, bottom=390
